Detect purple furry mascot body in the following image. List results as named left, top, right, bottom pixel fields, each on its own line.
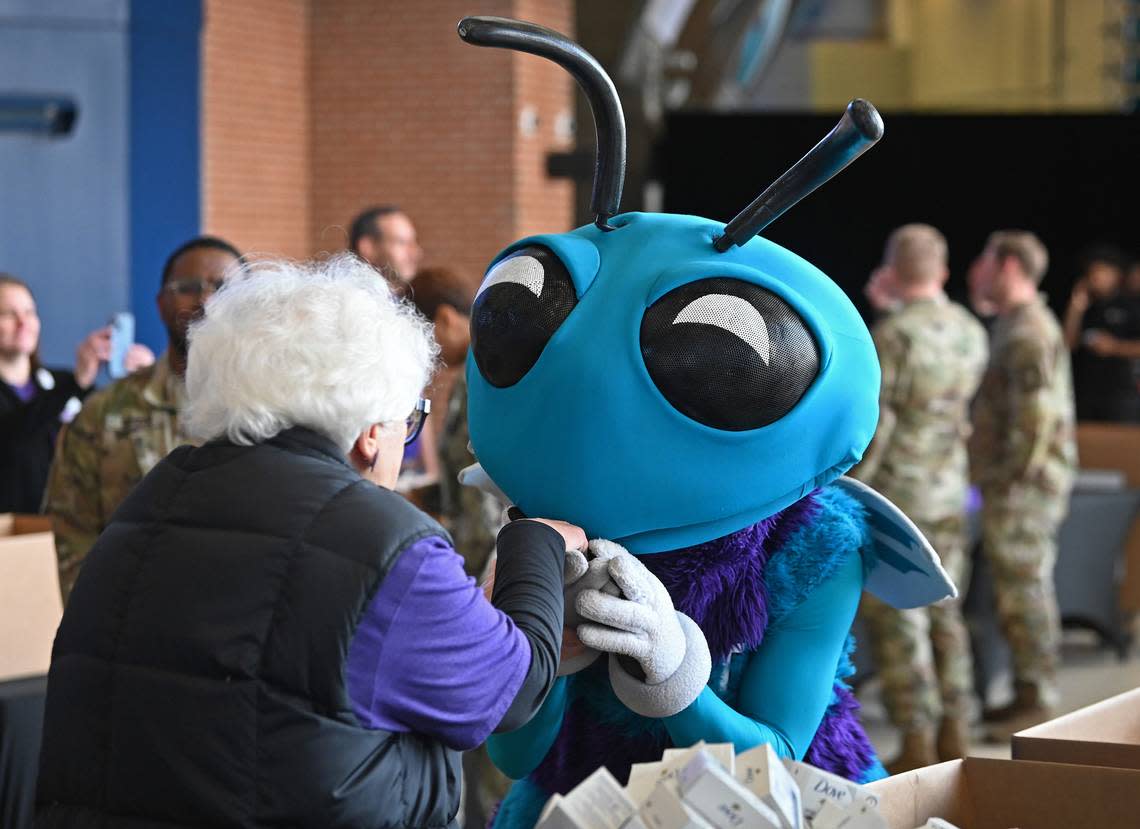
left=491, top=488, right=885, bottom=829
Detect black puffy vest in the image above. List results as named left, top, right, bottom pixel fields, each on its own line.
left=36, top=427, right=461, bottom=829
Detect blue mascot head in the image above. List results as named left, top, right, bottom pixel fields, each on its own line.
left=459, top=17, right=884, bottom=553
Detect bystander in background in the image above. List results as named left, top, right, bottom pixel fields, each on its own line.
left=851, top=225, right=988, bottom=771
left=0, top=274, right=153, bottom=514
left=43, top=236, right=241, bottom=600
left=968, top=230, right=1077, bottom=740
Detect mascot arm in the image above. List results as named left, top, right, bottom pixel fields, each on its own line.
left=486, top=676, right=571, bottom=779
left=663, top=551, right=863, bottom=759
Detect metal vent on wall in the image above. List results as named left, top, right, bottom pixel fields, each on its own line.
left=0, top=96, right=78, bottom=136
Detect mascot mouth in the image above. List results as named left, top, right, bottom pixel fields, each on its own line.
left=456, top=462, right=511, bottom=507
left=456, top=461, right=810, bottom=555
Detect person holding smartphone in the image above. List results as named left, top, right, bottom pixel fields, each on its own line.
left=43, top=235, right=242, bottom=601
left=0, top=274, right=154, bottom=513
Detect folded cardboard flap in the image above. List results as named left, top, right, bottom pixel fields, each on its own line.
left=0, top=513, right=53, bottom=536
left=1078, top=423, right=1140, bottom=486
left=866, top=760, right=969, bottom=829
left=0, top=513, right=62, bottom=681
left=867, top=757, right=1140, bottom=829
left=1012, top=687, right=1140, bottom=769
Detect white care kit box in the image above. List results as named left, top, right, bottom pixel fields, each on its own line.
left=536, top=767, right=639, bottom=829
left=734, top=743, right=803, bottom=829
left=676, top=749, right=782, bottom=829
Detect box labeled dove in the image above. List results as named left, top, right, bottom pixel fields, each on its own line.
left=663, top=742, right=735, bottom=776
left=535, top=767, right=637, bottom=829
left=677, top=750, right=782, bottom=829
left=810, top=800, right=888, bottom=829
left=734, top=743, right=802, bottom=829
left=783, top=759, right=879, bottom=820
left=640, top=780, right=714, bottom=829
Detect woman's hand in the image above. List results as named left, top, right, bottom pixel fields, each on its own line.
left=74, top=327, right=112, bottom=389
left=561, top=626, right=590, bottom=663
left=526, top=517, right=588, bottom=553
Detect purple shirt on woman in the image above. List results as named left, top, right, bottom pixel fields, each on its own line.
left=345, top=534, right=531, bottom=751
left=10, top=379, right=37, bottom=402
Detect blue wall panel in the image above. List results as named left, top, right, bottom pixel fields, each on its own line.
left=0, top=0, right=201, bottom=368
left=0, top=1, right=130, bottom=367
left=128, top=0, right=202, bottom=353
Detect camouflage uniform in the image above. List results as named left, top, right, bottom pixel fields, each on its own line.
left=43, top=352, right=193, bottom=601
left=437, top=373, right=510, bottom=826
left=852, top=295, right=988, bottom=729
left=970, top=294, right=1077, bottom=703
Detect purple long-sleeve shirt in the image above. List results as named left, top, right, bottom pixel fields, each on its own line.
left=344, top=534, right=532, bottom=751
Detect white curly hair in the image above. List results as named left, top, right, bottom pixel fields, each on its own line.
left=184, top=254, right=438, bottom=451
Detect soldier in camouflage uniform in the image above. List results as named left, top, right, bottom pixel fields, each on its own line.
left=851, top=225, right=989, bottom=772
left=967, top=230, right=1077, bottom=740
left=43, top=236, right=241, bottom=601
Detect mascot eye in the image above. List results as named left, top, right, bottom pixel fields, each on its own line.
left=640, top=278, right=820, bottom=430
left=471, top=245, right=578, bottom=388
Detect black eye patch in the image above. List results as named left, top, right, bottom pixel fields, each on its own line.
left=470, top=245, right=578, bottom=388
left=640, top=278, right=820, bottom=430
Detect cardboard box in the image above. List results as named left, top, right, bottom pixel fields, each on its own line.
left=1012, top=687, right=1140, bottom=770
left=866, top=757, right=1140, bottom=829
left=0, top=514, right=62, bottom=681
left=1076, top=423, right=1140, bottom=612
left=810, top=800, right=887, bottom=829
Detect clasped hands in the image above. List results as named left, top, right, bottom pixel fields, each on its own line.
left=559, top=539, right=711, bottom=718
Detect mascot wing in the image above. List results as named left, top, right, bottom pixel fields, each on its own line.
left=833, top=475, right=957, bottom=608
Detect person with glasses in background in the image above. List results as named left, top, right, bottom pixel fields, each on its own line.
left=36, top=255, right=578, bottom=829
left=43, top=235, right=241, bottom=601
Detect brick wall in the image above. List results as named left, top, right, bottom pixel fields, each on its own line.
left=202, top=1, right=576, bottom=284
left=202, top=0, right=311, bottom=259
left=309, top=0, right=576, bottom=286
left=309, top=0, right=511, bottom=283
left=513, top=0, right=577, bottom=240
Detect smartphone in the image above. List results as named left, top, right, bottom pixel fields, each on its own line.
left=108, top=312, right=134, bottom=379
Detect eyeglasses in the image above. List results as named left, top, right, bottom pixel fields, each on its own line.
left=163, top=277, right=225, bottom=298
left=405, top=398, right=431, bottom=445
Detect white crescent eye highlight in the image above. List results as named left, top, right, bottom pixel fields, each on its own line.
left=672, top=294, right=770, bottom=365
left=476, top=255, right=545, bottom=300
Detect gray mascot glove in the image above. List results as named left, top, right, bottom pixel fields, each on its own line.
left=575, top=544, right=711, bottom=717
left=559, top=540, right=622, bottom=676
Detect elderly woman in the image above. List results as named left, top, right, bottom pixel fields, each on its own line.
left=35, top=256, right=581, bottom=828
